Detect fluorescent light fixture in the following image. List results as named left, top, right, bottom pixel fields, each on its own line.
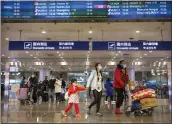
left=8, top=57, right=10, bottom=58
left=135, top=62, right=138, bottom=65
left=26, top=51, right=29, bottom=54
left=30, top=54, right=33, bottom=56
left=152, top=73, right=155, bottom=76
left=41, top=30, right=46, bottom=34
left=88, top=30, right=92, bottom=34
left=136, top=30, right=140, bottom=33
left=113, top=57, right=116, bottom=58
left=5, top=37, right=9, bottom=40
left=61, top=61, right=67, bottom=65
left=140, top=57, right=142, bottom=58
left=116, top=54, right=118, bottom=56
left=157, top=73, right=160, bottom=76
left=34, top=57, right=37, bottom=59
left=86, top=61, right=90, bottom=65
left=144, top=54, right=147, bottom=56
left=136, top=58, right=139, bottom=60
left=108, top=61, right=115, bottom=65
left=149, top=51, right=152, bottom=53
left=163, top=61, right=167, bottom=65
left=2, top=54, right=5, bottom=56
left=161, top=59, right=163, bottom=61
left=138, top=62, right=141, bottom=65
left=88, top=27, right=93, bottom=34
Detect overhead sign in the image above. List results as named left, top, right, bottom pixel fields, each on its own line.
left=1, top=1, right=171, bottom=20
left=9, top=41, right=89, bottom=50
left=92, top=41, right=172, bottom=50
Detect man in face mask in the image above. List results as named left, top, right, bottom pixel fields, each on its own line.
left=113, top=60, right=129, bottom=114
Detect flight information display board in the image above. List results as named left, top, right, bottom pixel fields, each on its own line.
left=1, top=1, right=172, bottom=20
left=70, top=1, right=107, bottom=17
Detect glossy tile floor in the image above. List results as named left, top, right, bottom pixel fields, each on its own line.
left=1, top=97, right=171, bottom=123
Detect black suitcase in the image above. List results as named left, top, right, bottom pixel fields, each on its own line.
left=42, top=92, right=49, bottom=102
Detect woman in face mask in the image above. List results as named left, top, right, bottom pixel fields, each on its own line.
left=113, top=60, right=129, bottom=114
left=86, top=62, right=104, bottom=116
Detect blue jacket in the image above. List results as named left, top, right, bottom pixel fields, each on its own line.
left=105, top=81, right=113, bottom=96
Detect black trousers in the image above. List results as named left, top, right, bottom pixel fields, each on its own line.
left=55, top=93, right=61, bottom=101
left=88, top=90, right=102, bottom=113
left=106, top=96, right=113, bottom=101
left=115, top=88, right=124, bottom=108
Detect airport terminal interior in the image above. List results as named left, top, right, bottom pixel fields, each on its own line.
left=1, top=1, right=172, bottom=124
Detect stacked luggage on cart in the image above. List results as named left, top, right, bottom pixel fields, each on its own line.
left=126, top=83, right=158, bottom=116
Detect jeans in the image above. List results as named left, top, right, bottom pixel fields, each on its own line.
left=55, top=92, right=61, bottom=102
left=48, top=89, right=54, bottom=101
left=88, top=90, right=102, bottom=113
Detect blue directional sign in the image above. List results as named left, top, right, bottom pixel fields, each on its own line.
left=92, top=41, right=172, bottom=50
left=9, top=41, right=89, bottom=50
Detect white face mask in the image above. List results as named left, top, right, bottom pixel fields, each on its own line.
left=123, top=64, right=127, bottom=68
left=73, top=83, right=77, bottom=86
left=98, top=65, right=102, bottom=70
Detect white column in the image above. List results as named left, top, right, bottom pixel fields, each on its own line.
left=167, top=62, right=171, bottom=110
left=127, top=67, right=135, bottom=81
left=39, top=69, right=50, bottom=81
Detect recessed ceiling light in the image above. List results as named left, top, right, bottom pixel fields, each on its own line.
left=140, top=57, right=142, bottom=58
left=144, top=54, right=147, bottom=56
left=2, top=54, right=5, bottom=57
left=8, top=57, right=10, bottom=58
left=61, top=61, right=67, bottom=65
left=5, top=37, right=9, bottom=40
left=161, top=59, right=163, bottom=60
left=30, top=54, right=33, bottom=56
left=57, top=51, right=59, bottom=54
left=34, top=57, right=37, bottom=59
left=136, top=58, right=139, bottom=60
left=88, top=30, right=93, bottom=34
left=149, top=51, right=152, bottom=53
left=26, top=51, right=29, bottom=54
left=113, top=57, right=116, bottom=58
left=41, top=30, right=46, bottom=34
left=136, top=30, right=140, bottom=33
left=116, top=54, right=118, bottom=56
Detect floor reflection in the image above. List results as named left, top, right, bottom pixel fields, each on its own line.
left=1, top=99, right=171, bottom=123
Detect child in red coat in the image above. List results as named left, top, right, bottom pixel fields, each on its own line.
left=61, top=78, right=87, bottom=118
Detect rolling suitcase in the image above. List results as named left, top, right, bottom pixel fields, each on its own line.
left=42, top=92, right=49, bottom=102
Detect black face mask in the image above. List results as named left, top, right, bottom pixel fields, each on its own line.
left=117, top=64, right=124, bottom=69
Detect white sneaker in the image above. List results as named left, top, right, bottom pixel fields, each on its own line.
left=105, top=101, right=108, bottom=105
left=111, top=101, right=116, bottom=104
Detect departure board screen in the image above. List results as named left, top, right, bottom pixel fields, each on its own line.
left=1, top=1, right=172, bottom=20
left=107, top=1, right=172, bottom=18
left=70, top=1, right=107, bottom=17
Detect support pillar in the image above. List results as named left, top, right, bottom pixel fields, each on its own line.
left=167, top=62, right=171, bottom=110
left=127, top=67, right=135, bottom=81
left=39, top=69, right=50, bottom=81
